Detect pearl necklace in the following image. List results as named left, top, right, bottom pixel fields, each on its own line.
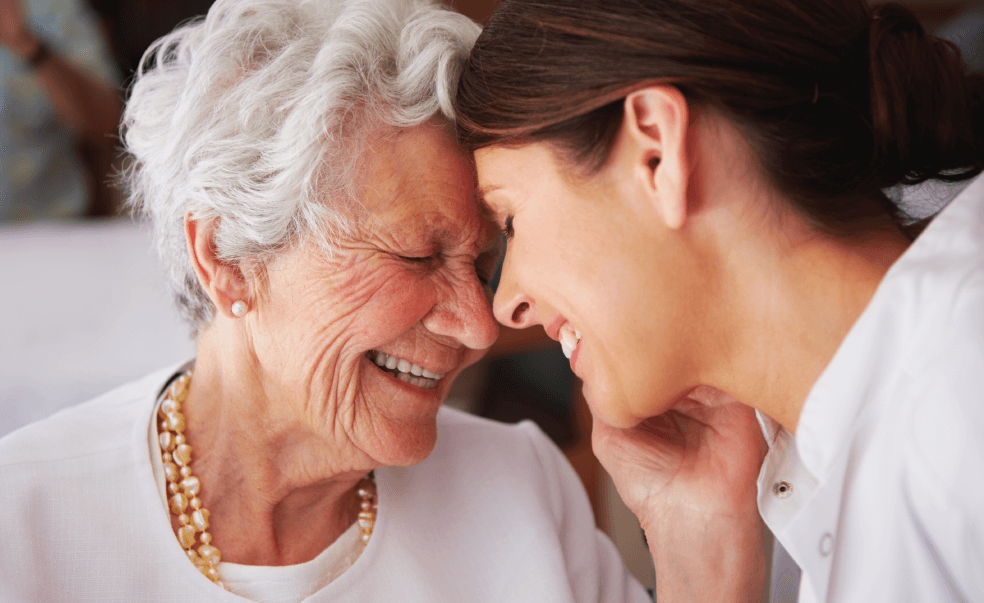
left=158, top=371, right=379, bottom=587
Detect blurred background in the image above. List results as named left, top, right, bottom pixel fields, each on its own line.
left=1, top=0, right=981, bottom=599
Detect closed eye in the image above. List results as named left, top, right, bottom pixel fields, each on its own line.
left=398, top=252, right=442, bottom=267
left=475, top=249, right=500, bottom=286
left=502, top=215, right=514, bottom=240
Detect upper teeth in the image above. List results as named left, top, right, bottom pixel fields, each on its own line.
left=369, top=351, right=445, bottom=380
left=559, top=324, right=581, bottom=359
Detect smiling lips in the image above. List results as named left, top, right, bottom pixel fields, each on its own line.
left=559, top=324, right=581, bottom=359
left=367, top=350, right=446, bottom=389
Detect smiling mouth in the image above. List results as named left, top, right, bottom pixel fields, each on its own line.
left=366, top=350, right=446, bottom=390
left=559, top=323, right=581, bottom=359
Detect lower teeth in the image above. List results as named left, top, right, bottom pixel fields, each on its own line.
left=368, top=353, right=438, bottom=389
left=395, top=371, right=437, bottom=389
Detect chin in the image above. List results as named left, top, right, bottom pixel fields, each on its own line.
left=581, top=379, right=640, bottom=429
left=370, top=418, right=439, bottom=467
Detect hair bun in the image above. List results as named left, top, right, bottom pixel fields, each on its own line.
left=867, top=2, right=984, bottom=188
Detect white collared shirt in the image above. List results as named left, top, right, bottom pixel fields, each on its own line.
left=757, top=174, right=984, bottom=603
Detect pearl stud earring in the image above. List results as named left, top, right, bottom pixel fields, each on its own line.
left=231, top=300, right=248, bottom=317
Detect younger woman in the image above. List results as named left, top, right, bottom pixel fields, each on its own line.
left=455, top=1, right=984, bottom=600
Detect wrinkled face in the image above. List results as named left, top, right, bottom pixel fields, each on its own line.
left=248, top=123, right=500, bottom=467
left=475, top=142, right=701, bottom=428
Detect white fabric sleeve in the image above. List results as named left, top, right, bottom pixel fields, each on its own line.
left=517, top=420, right=652, bottom=603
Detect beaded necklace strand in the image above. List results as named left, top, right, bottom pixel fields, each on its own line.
left=157, top=371, right=377, bottom=587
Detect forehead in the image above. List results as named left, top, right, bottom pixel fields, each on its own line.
left=358, top=123, right=487, bottom=240
left=474, top=143, right=566, bottom=208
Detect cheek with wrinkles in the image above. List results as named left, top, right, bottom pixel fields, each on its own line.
left=256, top=256, right=432, bottom=424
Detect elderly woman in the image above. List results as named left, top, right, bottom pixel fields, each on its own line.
left=0, top=0, right=650, bottom=601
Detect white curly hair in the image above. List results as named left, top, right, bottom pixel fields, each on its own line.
left=121, top=0, right=481, bottom=333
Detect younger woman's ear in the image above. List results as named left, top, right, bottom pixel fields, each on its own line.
left=622, top=86, right=690, bottom=229
left=184, top=213, right=249, bottom=318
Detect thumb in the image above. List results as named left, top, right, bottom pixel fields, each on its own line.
left=686, top=385, right=738, bottom=407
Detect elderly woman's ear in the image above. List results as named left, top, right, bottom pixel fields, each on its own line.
left=184, top=213, right=251, bottom=318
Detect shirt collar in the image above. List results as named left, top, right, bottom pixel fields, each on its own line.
left=794, top=174, right=984, bottom=480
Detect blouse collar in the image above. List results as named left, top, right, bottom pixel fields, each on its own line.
left=793, top=174, right=984, bottom=480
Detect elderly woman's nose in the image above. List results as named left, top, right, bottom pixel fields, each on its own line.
left=423, top=277, right=499, bottom=349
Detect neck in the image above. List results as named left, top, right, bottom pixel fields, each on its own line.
left=177, top=327, right=375, bottom=566
left=706, top=216, right=909, bottom=434
left=682, top=116, right=912, bottom=434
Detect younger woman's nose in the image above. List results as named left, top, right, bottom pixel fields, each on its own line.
left=492, top=264, right=538, bottom=329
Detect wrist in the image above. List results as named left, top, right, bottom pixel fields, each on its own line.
left=645, top=507, right=763, bottom=553
left=641, top=489, right=762, bottom=539
left=646, top=509, right=766, bottom=602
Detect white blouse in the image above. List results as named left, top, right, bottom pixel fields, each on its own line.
left=0, top=365, right=649, bottom=602
left=217, top=522, right=362, bottom=603
left=757, top=174, right=984, bottom=602
left=148, top=384, right=364, bottom=602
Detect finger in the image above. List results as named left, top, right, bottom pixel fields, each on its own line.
left=686, top=384, right=738, bottom=407
left=592, top=415, right=685, bottom=472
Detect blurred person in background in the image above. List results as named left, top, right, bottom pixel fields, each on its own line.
left=0, top=0, right=650, bottom=601
left=456, top=0, right=984, bottom=601
left=0, top=0, right=122, bottom=220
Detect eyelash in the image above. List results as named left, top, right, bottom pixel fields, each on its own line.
left=400, top=253, right=439, bottom=264
left=502, top=215, right=515, bottom=240
left=403, top=252, right=495, bottom=289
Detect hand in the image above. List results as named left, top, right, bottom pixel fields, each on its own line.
left=592, top=386, right=768, bottom=601
left=593, top=385, right=766, bottom=527
left=0, top=0, right=38, bottom=58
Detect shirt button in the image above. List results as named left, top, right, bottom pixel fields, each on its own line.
left=772, top=480, right=793, bottom=498
left=819, top=532, right=834, bottom=556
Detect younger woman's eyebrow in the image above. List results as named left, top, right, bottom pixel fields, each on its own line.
left=476, top=192, right=496, bottom=223
left=476, top=184, right=503, bottom=217
left=478, top=184, right=502, bottom=200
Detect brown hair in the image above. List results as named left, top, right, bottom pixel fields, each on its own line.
left=454, top=0, right=984, bottom=236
